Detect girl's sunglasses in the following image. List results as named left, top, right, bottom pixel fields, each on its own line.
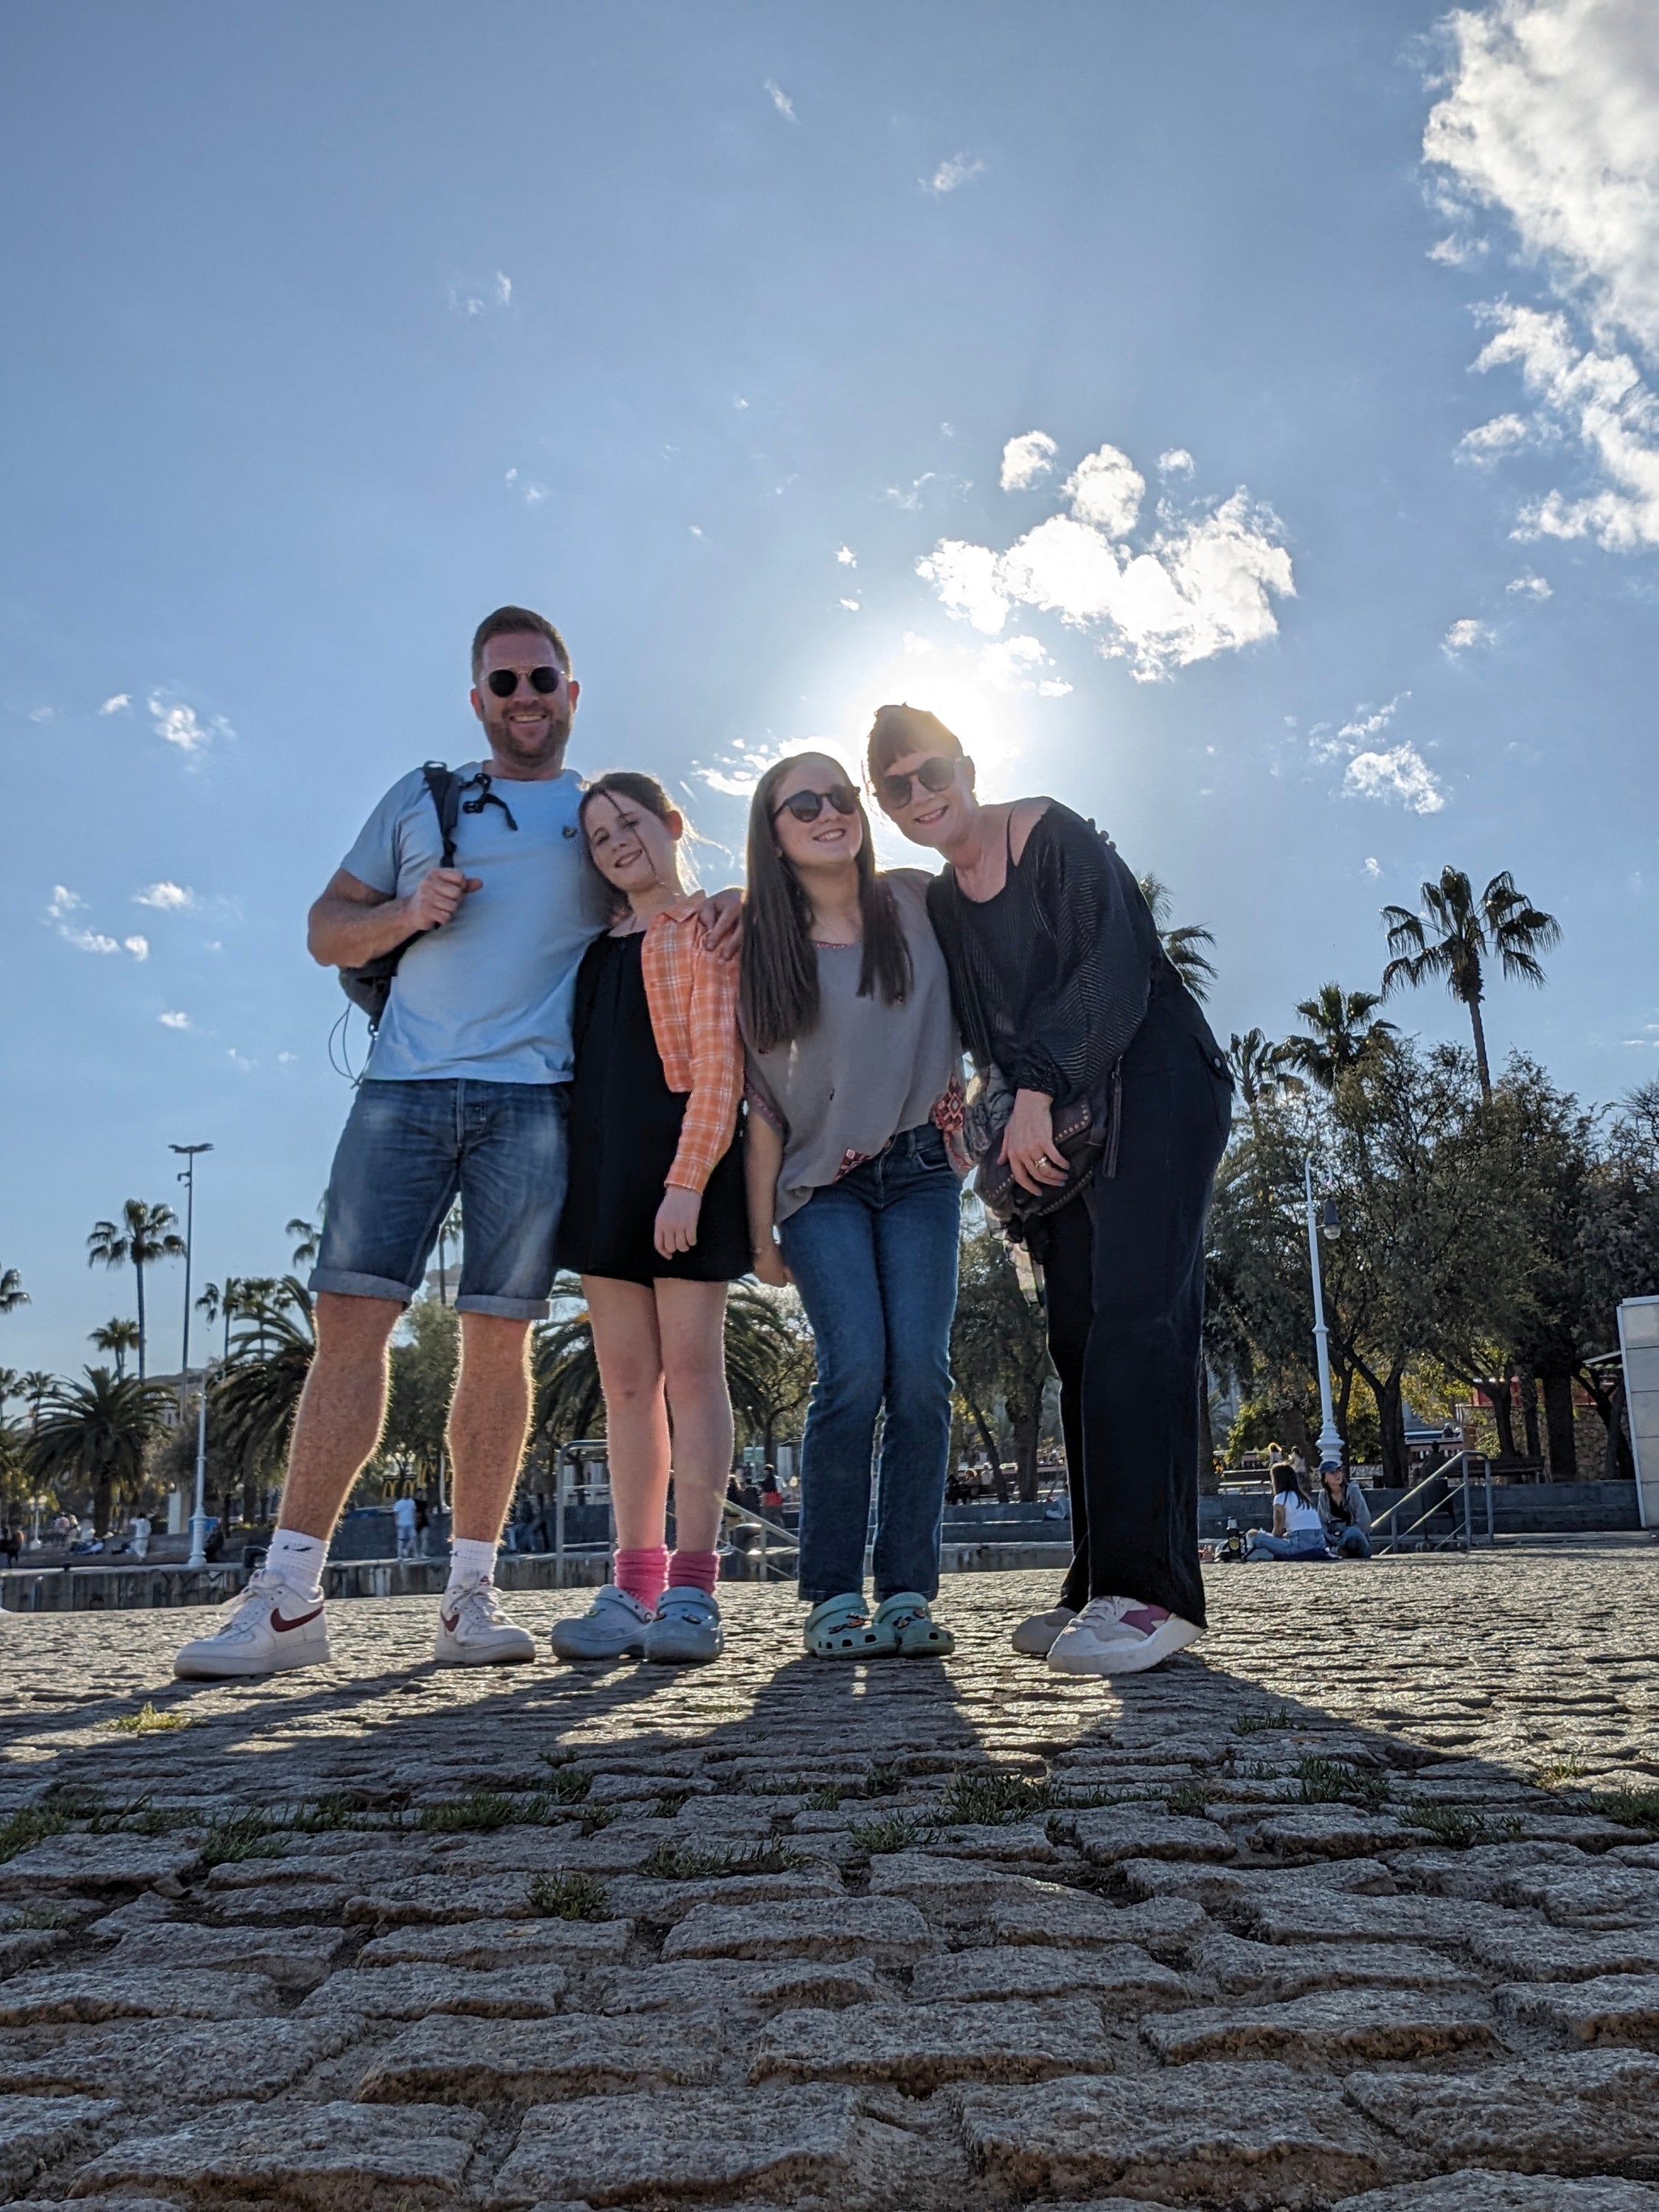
left=771, top=785, right=859, bottom=824
left=485, top=665, right=564, bottom=697
left=878, top=755, right=957, bottom=810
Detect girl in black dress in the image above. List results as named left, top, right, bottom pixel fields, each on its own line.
left=868, top=705, right=1234, bottom=1677
left=550, top=774, right=748, bottom=1668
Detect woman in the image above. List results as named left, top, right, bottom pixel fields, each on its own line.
left=1246, top=1461, right=1332, bottom=1560
left=1317, top=1463, right=1374, bottom=1558
left=742, top=751, right=964, bottom=1659
left=867, top=703, right=1233, bottom=1677
left=550, top=773, right=748, bottom=1666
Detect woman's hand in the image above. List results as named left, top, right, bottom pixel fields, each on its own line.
left=699, top=888, right=744, bottom=961
left=1001, top=1088, right=1068, bottom=1196
left=750, top=1239, right=792, bottom=1288
left=654, top=1186, right=703, bottom=1259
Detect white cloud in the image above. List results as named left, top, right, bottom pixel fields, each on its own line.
left=1444, top=616, right=1498, bottom=653
left=27, top=706, right=55, bottom=723
left=1425, top=0, right=1659, bottom=550
left=1345, top=745, right=1447, bottom=814
left=976, top=635, right=1073, bottom=698
left=835, top=544, right=857, bottom=567
left=494, top=271, right=511, bottom=306
left=1364, top=856, right=1382, bottom=878
left=148, top=692, right=231, bottom=755
left=1000, top=431, right=1057, bottom=491
left=918, top=446, right=1293, bottom=681
left=1429, top=233, right=1491, bottom=268
left=133, top=881, right=195, bottom=911
left=692, top=740, right=803, bottom=799
left=1062, top=444, right=1145, bottom=538
left=901, top=631, right=935, bottom=656
left=277, top=1050, right=297, bottom=1064
left=159, top=1010, right=190, bottom=1029
left=1339, top=693, right=1409, bottom=745
left=1157, top=448, right=1195, bottom=477
left=61, top=928, right=122, bottom=955
left=124, top=935, right=149, bottom=961
left=839, top=598, right=860, bottom=612
left=1508, top=570, right=1553, bottom=596
left=925, top=153, right=985, bottom=195
left=1475, top=303, right=1659, bottom=549
left=227, top=1049, right=253, bottom=1073
left=1457, top=411, right=1534, bottom=461
left=99, top=694, right=130, bottom=714
left=46, top=886, right=83, bottom=920
left=764, top=78, right=796, bottom=121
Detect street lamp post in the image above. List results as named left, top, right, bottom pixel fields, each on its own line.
left=1304, top=1156, right=1345, bottom=1471
left=171, top=1143, right=214, bottom=1569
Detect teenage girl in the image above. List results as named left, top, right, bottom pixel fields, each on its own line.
left=742, top=751, right=966, bottom=1660
left=550, top=773, right=748, bottom=1664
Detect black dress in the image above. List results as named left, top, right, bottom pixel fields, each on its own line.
left=556, top=931, right=749, bottom=1287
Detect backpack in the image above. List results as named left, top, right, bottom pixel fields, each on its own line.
left=337, top=762, right=465, bottom=1029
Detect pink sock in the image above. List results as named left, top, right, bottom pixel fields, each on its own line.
left=613, top=1547, right=669, bottom=1611
left=667, top=1549, right=720, bottom=1597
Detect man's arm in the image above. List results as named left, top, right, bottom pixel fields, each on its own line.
left=307, top=866, right=481, bottom=969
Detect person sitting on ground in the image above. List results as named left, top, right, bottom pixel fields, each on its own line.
left=1317, top=1463, right=1373, bottom=1558
left=1245, top=1461, right=1332, bottom=1560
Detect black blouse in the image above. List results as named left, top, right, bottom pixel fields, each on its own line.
left=926, top=801, right=1167, bottom=1108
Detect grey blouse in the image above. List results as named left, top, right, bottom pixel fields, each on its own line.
left=745, top=871, right=966, bottom=1223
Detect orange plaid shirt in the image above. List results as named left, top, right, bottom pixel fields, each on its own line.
left=639, top=898, right=743, bottom=1195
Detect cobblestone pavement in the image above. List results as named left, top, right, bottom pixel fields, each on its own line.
left=3, top=1551, right=1658, bottom=2211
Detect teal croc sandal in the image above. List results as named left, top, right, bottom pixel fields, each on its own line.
left=872, top=1592, right=956, bottom=1657
left=804, top=1593, right=883, bottom=1659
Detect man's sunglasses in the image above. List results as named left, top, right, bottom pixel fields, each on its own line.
left=485, top=665, right=565, bottom=698
left=771, top=785, right=860, bottom=824
left=877, top=755, right=957, bottom=810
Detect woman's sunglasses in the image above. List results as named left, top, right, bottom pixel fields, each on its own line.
left=485, top=665, right=564, bottom=698
left=878, top=755, right=957, bottom=810
left=771, top=785, right=860, bottom=824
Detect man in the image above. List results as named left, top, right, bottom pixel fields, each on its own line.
left=392, top=1491, right=417, bottom=1562
left=175, top=607, right=736, bottom=1681
left=130, top=1512, right=151, bottom=1562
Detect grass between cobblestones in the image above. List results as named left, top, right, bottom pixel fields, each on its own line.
left=526, top=1870, right=608, bottom=1919
left=1591, top=1786, right=1659, bottom=1833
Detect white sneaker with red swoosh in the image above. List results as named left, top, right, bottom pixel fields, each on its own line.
left=434, top=1576, right=537, bottom=1667
left=173, top=1570, right=331, bottom=1680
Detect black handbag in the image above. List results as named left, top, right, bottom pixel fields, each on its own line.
left=963, top=1060, right=1119, bottom=1236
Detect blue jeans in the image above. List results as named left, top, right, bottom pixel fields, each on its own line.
left=1246, top=1531, right=1332, bottom=1561
left=311, top=1079, right=569, bottom=1321
left=1332, top=1527, right=1372, bottom=1558
left=778, top=1126, right=961, bottom=1604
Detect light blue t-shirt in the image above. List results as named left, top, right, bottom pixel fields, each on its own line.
left=341, top=762, right=608, bottom=1085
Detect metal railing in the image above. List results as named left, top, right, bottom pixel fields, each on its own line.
left=1371, top=1450, right=1495, bottom=1554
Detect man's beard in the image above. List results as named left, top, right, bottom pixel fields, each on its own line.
left=481, top=699, right=572, bottom=767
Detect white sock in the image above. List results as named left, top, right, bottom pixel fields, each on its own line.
left=447, top=1537, right=497, bottom=1590
left=265, top=1528, right=327, bottom=1604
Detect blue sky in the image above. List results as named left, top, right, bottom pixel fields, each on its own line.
left=4, top=0, right=1657, bottom=1377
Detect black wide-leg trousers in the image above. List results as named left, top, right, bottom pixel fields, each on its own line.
left=1039, top=1001, right=1233, bottom=1629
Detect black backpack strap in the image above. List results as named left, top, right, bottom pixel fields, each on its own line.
left=420, top=762, right=463, bottom=869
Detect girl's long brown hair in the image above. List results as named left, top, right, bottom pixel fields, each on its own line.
left=578, top=771, right=685, bottom=919
left=740, top=753, right=914, bottom=1052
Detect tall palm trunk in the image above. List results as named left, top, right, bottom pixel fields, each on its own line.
left=134, top=1262, right=147, bottom=1382
left=1463, top=987, right=1492, bottom=1100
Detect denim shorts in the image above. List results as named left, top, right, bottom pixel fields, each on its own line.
left=310, top=1079, right=569, bottom=1321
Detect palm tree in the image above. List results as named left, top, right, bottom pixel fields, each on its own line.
left=1382, top=866, right=1561, bottom=1100
left=1138, top=873, right=1218, bottom=1004
left=25, top=1366, right=171, bottom=1537
left=1280, top=984, right=1398, bottom=1093
left=532, top=1280, right=605, bottom=1450
left=86, top=1200, right=187, bottom=1380
left=287, top=1210, right=324, bottom=1268
left=723, top=1287, right=817, bottom=1458
left=88, top=1318, right=142, bottom=1382
left=0, top=1368, right=18, bottom=1412
left=19, top=1372, right=55, bottom=1433
left=434, top=1200, right=463, bottom=1307
left=0, top=1267, right=28, bottom=1314
left=212, top=1281, right=316, bottom=1481
left=1225, top=1029, right=1300, bottom=1143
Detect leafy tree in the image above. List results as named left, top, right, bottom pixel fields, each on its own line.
left=86, top=1200, right=186, bottom=1380
left=532, top=1284, right=604, bottom=1455
left=950, top=1227, right=1053, bottom=1501
left=1281, top=985, right=1397, bottom=1093
left=433, top=1200, right=465, bottom=1308
left=1382, top=866, right=1561, bottom=1099
left=286, top=1211, right=324, bottom=1268
left=383, top=1296, right=459, bottom=1486
left=1138, top=873, right=1217, bottom=1004
left=0, top=1267, right=28, bottom=1315
left=88, top=1318, right=141, bottom=1381
left=25, top=1367, right=171, bottom=1534
left=724, top=1287, right=816, bottom=1457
